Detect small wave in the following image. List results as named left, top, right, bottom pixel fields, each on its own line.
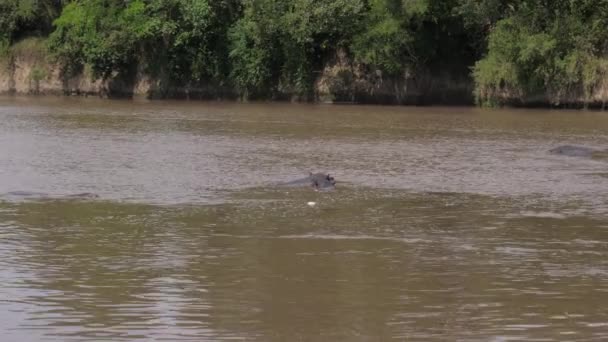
left=277, top=234, right=429, bottom=244
left=495, top=246, right=537, bottom=256
left=517, top=211, right=567, bottom=219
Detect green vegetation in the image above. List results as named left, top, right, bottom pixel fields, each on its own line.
left=1, top=0, right=607, bottom=106
left=0, top=0, right=62, bottom=54
left=473, top=0, right=608, bottom=107
left=29, top=65, right=47, bottom=94
left=1, top=37, right=49, bottom=76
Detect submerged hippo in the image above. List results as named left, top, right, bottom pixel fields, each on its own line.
left=278, top=172, right=336, bottom=191
left=549, top=145, right=608, bottom=158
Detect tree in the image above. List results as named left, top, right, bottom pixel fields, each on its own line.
left=228, top=0, right=365, bottom=99
left=0, top=0, right=64, bottom=53
left=473, top=0, right=608, bottom=106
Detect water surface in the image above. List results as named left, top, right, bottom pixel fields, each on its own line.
left=1, top=97, right=608, bottom=341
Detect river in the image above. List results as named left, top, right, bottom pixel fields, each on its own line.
left=1, top=96, right=608, bottom=341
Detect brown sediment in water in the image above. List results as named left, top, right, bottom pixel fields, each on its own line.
left=1, top=99, right=608, bottom=340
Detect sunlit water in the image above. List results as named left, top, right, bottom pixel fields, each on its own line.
left=1, top=96, right=608, bottom=341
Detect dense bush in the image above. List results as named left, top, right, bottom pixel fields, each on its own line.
left=473, top=0, right=608, bottom=106
left=2, top=0, right=607, bottom=105
left=0, top=0, right=62, bottom=54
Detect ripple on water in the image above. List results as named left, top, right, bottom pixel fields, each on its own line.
left=2, top=100, right=608, bottom=341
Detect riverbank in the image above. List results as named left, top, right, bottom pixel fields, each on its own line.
left=3, top=59, right=606, bottom=109
left=0, top=42, right=473, bottom=105
left=1, top=39, right=606, bottom=109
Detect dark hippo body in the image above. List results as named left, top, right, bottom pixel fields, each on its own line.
left=549, top=145, right=608, bottom=158
left=278, top=172, right=336, bottom=191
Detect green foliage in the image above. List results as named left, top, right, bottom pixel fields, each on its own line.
left=2, top=0, right=607, bottom=105
left=145, top=0, right=239, bottom=86
left=48, top=0, right=238, bottom=91
left=350, top=0, right=482, bottom=78
left=473, top=0, right=608, bottom=106
left=228, top=13, right=276, bottom=97
left=229, top=0, right=366, bottom=99
left=48, top=0, right=155, bottom=78
left=455, top=0, right=517, bottom=29
left=350, top=0, right=414, bottom=74
left=0, top=37, right=48, bottom=77
left=9, top=37, right=48, bottom=59
left=0, top=0, right=63, bottom=52
left=29, top=65, right=47, bottom=82
left=0, top=0, right=20, bottom=53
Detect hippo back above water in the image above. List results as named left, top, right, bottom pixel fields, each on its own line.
left=278, top=172, right=336, bottom=191
left=549, top=145, right=608, bottom=158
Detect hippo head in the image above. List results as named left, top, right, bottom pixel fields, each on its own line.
left=326, top=174, right=336, bottom=186
left=309, top=172, right=336, bottom=190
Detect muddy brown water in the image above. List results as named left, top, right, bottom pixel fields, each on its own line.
left=1, top=96, right=608, bottom=341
